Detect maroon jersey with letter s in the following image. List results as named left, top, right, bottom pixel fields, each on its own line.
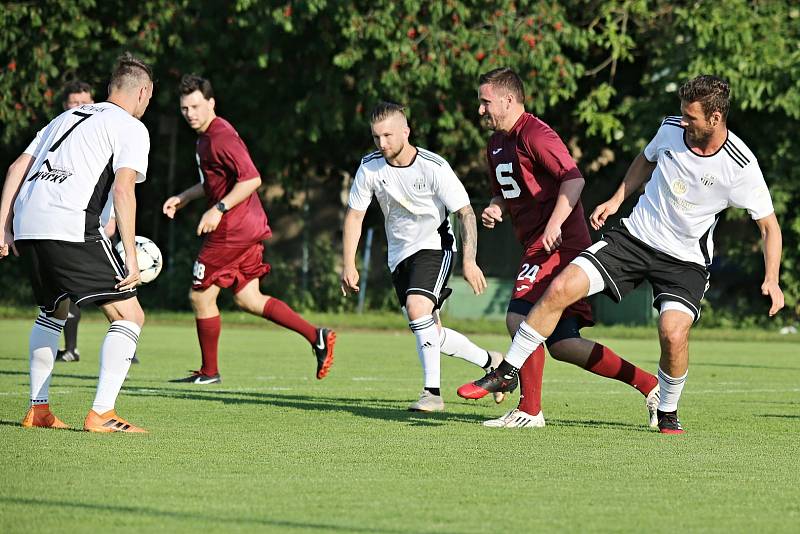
left=196, top=117, right=272, bottom=247
left=487, top=113, right=590, bottom=250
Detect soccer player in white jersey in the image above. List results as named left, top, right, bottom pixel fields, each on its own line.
left=0, top=52, right=155, bottom=433
left=459, top=75, right=784, bottom=433
left=341, top=101, right=506, bottom=412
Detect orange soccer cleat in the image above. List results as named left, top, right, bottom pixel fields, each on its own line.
left=83, top=409, right=148, bottom=433
left=21, top=404, right=70, bottom=429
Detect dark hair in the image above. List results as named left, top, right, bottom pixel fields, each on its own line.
left=478, top=67, right=525, bottom=102
left=179, top=74, right=214, bottom=100
left=109, top=52, right=153, bottom=90
left=61, top=81, right=93, bottom=104
left=370, top=101, right=406, bottom=124
left=678, top=75, right=730, bottom=120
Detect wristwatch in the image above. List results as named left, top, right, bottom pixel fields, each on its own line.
left=215, top=201, right=229, bottom=213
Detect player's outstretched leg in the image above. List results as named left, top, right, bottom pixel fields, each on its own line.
left=85, top=299, right=147, bottom=433
left=23, top=311, right=71, bottom=429
left=439, top=327, right=507, bottom=403
left=483, top=345, right=546, bottom=428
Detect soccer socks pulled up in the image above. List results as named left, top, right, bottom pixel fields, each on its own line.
left=517, top=345, right=546, bottom=415
left=505, top=322, right=547, bottom=369
left=29, top=313, right=66, bottom=406
left=262, top=298, right=317, bottom=344
left=196, top=315, right=221, bottom=376
left=439, top=327, right=490, bottom=368
left=657, top=367, right=687, bottom=412
left=92, top=321, right=140, bottom=414
left=410, top=315, right=441, bottom=389
left=585, top=343, right=658, bottom=396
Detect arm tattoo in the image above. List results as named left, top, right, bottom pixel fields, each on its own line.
left=457, top=206, right=478, bottom=263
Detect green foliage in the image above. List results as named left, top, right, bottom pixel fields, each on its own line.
left=1, top=0, right=798, bottom=320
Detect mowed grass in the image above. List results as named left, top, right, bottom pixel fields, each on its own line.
left=0, top=317, right=798, bottom=533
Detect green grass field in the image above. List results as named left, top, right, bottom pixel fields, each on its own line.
left=1, top=317, right=798, bottom=533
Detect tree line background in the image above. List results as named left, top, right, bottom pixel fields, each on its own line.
left=1, top=0, right=798, bottom=325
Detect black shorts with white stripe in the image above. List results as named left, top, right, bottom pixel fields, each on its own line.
left=577, top=226, right=709, bottom=321
left=391, top=249, right=454, bottom=310
left=16, top=239, right=137, bottom=315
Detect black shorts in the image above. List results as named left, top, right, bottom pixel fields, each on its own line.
left=16, top=239, right=137, bottom=314
left=391, top=249, right=454, bottom=310
left=577, top=227, right=709, bottom=321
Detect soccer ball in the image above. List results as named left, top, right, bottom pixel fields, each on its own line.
left=115, top=236, right=163, bottom=284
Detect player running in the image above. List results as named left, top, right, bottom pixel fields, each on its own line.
left=460, top=74, right=784, bottom=433
left=458, top=68, right=660, bottom=428
left=0, top=53, right=154, bottom=432
left=163, top=75, right=335, bottom=384
left=341, top=101, right=506, bottom=412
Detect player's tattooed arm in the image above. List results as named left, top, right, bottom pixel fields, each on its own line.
left=456, top=205, right=487, bottom=294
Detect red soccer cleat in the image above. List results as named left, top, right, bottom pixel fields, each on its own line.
left=457, top=369, right=519, bottom=400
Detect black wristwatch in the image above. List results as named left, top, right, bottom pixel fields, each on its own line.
left=215, top=201, right=229, bottom=213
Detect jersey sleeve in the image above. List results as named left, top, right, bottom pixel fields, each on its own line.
left=523, top=121, right=582, bottom=182
left=112, top=120, right=150, bottom=183
left=643, top=122, right=670, bottom=163
left=215, top=132, right=260, bottom=182
left=433, top=161, right=471, bottom=212
left=728, top=162, right=774, bottom=220
left=23, top=128, right=44, bottom=156
left=347, top=164, right=373, bottom=211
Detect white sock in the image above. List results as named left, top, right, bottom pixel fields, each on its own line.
left=440, top=327, right=490, bottom=368
left=29, top=313, right=66, bottom=406
left=505, top=322, right=547, bottom=369
left=409, top=315, right=440, bottom=389
left=92, top=321, right=140, bottom=414
left=657, top=367, right=687, bottom=412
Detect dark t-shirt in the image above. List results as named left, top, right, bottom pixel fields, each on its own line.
left=486, top=113, right=591, bottom=250
left=196, top=117, right=272, bottom=247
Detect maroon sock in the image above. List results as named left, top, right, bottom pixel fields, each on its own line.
left=196, top=316, right=221, bottom=376
left=585, top=343, right=658, bottom=396
left=517, top=346, right=546, bottom=415
left=262, top=298, right=317, bottom=344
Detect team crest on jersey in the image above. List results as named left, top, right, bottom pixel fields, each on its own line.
left=700, top=173, right=716, bottom=187
left=670, top=178, right=688, bottom=196
left=412, top=176, right=428, bottom=192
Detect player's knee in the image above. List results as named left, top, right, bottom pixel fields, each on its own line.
left=658, top=322, right=688, bottom=349
left=543, top=274, right=579, bottom=309
left=405, top=295, right=434, bottom=320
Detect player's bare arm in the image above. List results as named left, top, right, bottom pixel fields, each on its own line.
left=755, top=213, right=784, bottom=316
left=163, top=182, right=205, bottom=219
left=196, top=176, right=261, bottom=236
left=591, top=153, right=656, bottom=230
left=112, top=167, right=141, bottom=290
left=341, top=208, right=366, bottom=296
left=456, top=204, right=487, bottom=295
left=481, top=195, right=506, bottom=229
left=542, top=177, right=585, bottom=253
left=0, top=153, right=34, bottom=258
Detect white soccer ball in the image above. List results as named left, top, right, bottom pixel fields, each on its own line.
left=115, top=236, right=163, bottom=284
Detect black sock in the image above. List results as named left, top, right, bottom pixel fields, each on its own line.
left=482, top=351, right=492, bottom=370
left=497, top=360, right=519, bottom=377
left=425, top=387, right=441, bottom=396
left=63, top=303, right=81, bottom=352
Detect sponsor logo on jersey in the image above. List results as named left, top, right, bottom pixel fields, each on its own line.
left=700, top=173, right=716, bottom=187
left=412, top=176, right=428, bottom=192
left=27, top=161, right=73, bottom=184
left=492, top=148, right=503, bottom=155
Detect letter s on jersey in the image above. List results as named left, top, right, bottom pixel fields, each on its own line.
left=495, top=163, right=521, bottom=199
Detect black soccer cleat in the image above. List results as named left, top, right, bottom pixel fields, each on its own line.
left=313, top=328, right=336, bottom=380
left=657, top=409, right=684, bottom=434
left=55, top=349, right=80, bottom=362
left=457, top=366, right=519, bottom=400
left=169, top=371, right=222, bottom=384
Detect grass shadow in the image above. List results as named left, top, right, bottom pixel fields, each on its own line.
left=691, top=362, right=800, bottom=371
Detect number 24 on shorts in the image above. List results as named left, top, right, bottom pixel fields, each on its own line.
left=517, top=263, right=539, bottom=283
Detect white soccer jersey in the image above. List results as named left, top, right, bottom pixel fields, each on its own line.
left=13, top=102, right=149, bottom=242
left=623, top=116, right=774, bottom=265
left=348, top=147, right=470, bottom=272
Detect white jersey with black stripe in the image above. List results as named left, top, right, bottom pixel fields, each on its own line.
left=622, top=116, right=773, bottom=266
left=348, top=147, right=470, bottom=272
left=13, top=102, right=149, bottom=242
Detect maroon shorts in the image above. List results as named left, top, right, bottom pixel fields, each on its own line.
left=192, top=242, right=271, bottom=294
left=511, top=244, right=594, bottom=327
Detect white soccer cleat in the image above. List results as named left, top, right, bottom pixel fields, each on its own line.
left=408, top=390, right=445, bottom=412
left=645, top=384, right=661, bottom=428
left=487, top=351, right=508, bottom=404
left=482, top=408, right=545, bottom=428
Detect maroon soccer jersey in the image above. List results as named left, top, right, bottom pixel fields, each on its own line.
left=487, top=113, right=591, bottom=250
left=196, top=117, right=272, bottom=247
